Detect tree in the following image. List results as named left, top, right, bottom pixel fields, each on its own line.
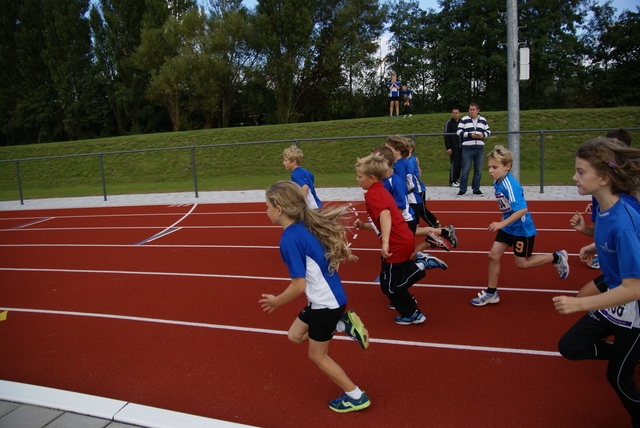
left=41, top=0, right=100, bottom=140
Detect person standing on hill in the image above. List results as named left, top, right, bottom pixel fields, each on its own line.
left=444, top=108, right=462, bottom=188
left=457, top=103, right=490, bottom=196
left=387, top=74, right=401, bottom=117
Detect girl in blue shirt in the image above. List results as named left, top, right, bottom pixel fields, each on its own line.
left=259, top=181, right=370, bottom=413
left=472, top=145, right=569, bottom=306
left=554, top=138, right=640, bottom=427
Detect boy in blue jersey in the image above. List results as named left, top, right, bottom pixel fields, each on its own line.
left=282, top=145, right=322, bottom=209
left=471, top=145, right=569, bottom=306
left=554, top=138, right=640, bottom=427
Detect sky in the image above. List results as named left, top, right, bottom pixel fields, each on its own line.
left=236, top=0, right=639, bottom=12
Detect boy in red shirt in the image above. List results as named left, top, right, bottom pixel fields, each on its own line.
left=354, top=154, right=448, bottom=324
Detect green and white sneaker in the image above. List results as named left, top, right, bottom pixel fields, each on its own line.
left=329, top=391, right=371, bottom=413
left=341, top=309, right=369, bottom=349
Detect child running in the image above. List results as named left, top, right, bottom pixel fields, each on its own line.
left=259, top=181, right=370, bottom=413
left=471, top=145, right=569, bottom=306
left=282, top=144, right=322, bottom=209
left=385, top=135, right=457, bottom=250
left=353, top=154, right=448, bottom=325
left=554, top=138, right=640, bottom=427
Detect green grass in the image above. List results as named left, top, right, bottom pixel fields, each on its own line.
left=0, top=107, right=638, bottom=201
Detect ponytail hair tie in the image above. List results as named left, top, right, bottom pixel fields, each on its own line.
left=608, top=160, right=617, bottom=168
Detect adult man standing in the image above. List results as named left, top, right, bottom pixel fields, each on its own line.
left=456, top=103, right=490, bottom=195
left=444, top=108, right=462, bottom=187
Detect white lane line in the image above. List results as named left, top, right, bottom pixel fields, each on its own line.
left=0, top=267, right=579, bottom=294
left=0, top=307, right=560, bottom=357
left=134, top=204, right=198, bottom=245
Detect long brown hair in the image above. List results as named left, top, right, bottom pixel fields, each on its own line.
left=266, top=181, right=358, bottom=272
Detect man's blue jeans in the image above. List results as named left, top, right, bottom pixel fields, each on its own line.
left=459, top=145, right=484, bottom=193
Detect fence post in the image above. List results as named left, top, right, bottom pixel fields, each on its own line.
left=539, top=131, right=545, bottom=194
left=14, top=160, right=24, bottom=205
left=99, top=154, right=107, bottom=201
left=191, top=147, right=199, bottom=198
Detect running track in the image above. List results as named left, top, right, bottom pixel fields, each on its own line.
left=0, top=200, right=630, bottom=427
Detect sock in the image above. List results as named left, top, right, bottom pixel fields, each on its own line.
left=336, top=320, right=346, bottom=333
left=345, top=386, right=363, bottom=400
left=487, top=288, right=498, bottom=295
left=552, top=252, right=560, bottom=264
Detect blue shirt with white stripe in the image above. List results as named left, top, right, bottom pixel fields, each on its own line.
left=279, top=222, right=346, bottom=310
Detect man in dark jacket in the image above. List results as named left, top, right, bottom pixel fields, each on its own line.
left=444, top=108, right=461, bottom=187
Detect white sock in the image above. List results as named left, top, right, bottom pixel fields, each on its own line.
left=336, top=320, right=346, bottom=333
left=345, top=386, right=363, bottom=400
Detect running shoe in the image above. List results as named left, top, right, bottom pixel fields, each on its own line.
left=587, top=255, right=599, bottom=270
left=473, top=190, right=483, bottom=195
left=387, top=294, right=417, bottom=310
left=394, top=310, right=426, bottom=325
left=426, top=232, right=450, bottom=251
left=415, top=252, right=448, bottom=270
left=471, top=290, right=500, bottom=306
left=444, top=225, right=458, bottom=248
left=329, top=391, right=371, bottom=413
left=554, top=250, right=570, bottom=279
left=341, top=309, right=369, bottom=349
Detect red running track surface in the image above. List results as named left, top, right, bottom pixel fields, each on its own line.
left=0, top=200, right=630, bottom=427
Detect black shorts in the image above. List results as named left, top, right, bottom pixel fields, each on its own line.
left=390, top=96, right=399, bottom=101
left=297, top=303, right=346, bottom=342
left=495, top=230, right=535, bottom=258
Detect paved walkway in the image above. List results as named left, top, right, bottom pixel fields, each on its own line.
left=0, top=185, right=588, bottom=428
left=0, top=184, right=588, bottom=212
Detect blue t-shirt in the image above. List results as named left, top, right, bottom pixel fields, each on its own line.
left=291, top=167, right=322, bottom=209
left=595, top=198, right=640, bottom=290
left=279, top=222, right=346, bottom=310
left=590, top=194, right=640, bottom=223
left=494, top=172, right=537, bottom=237
left=383, top=173, right=415, bottom=223
left=388, top=80, right=401, bottom=97
left=393, top=157, right=422, bottom=204
left=408, top=156, right=425, bottom=193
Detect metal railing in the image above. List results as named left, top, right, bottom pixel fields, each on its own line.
left=1, top=127, right=637, bottom=205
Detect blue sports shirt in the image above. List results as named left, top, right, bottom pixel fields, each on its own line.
left=279, top=222, right=347, bottom=310
left=291, top=167, right=322, bottom=209
left=493, top=172, right=537, bottom=237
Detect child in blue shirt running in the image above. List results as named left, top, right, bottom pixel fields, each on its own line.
left=554, top=138, right=640, bottom=427
left=472, top=145, right=569, bottom=306
left=259, top=181, right=370, bottom=413
left=282, top=145, right=322, bottom=209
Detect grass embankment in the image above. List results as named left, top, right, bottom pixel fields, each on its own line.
left=0, top=107, right=638, bottom=201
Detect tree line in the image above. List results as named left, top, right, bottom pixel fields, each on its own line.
left=0, top=0, right=637, bottom=146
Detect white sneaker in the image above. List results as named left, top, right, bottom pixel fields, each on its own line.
left=554, top=250, right=570, bottom=279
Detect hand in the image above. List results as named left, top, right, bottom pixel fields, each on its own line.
left=381, top=242, right=392, bottom=258
left=579, top=244, right=597, bottom=263
left=570, top=211, right=585, bottom=231
left=488, top=221, right=503, bottom=232
left=259, top=294, right=278, bottom=313
left=552, top=295, right=582, bottom=314
left=353, top=219, right=364, bottom=230
left=447, top=149, right=452, bottom=155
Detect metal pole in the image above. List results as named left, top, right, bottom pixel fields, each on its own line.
left=99, top=154, right=107, bottom=201
left=191, top=147, right=199, bottom=198
left=506, top=0, right=520, bottom=180
left=14, top=160, right=24, bottom=205
left=539, top=131, right=545, bottom=193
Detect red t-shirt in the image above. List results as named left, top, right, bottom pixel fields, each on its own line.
left=365, top=181, right=415, bottom=263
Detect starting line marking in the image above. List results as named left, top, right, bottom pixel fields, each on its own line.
left=0, top=307, right=561, bottom=357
